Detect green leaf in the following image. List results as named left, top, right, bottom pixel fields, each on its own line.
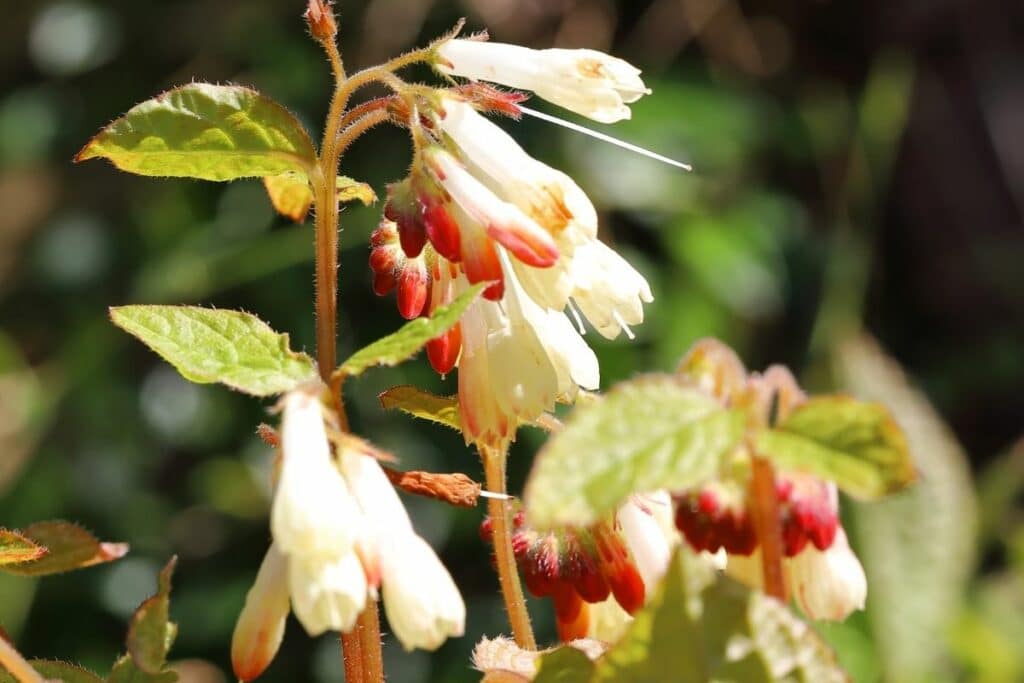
left=263, top=172, right=313, bottom=222
left=0, top=529, right=46, bottom=566
left=592, top=549, right=848, bottom=683
left=1, top=521, right=127, bottom=577
left=127, top=557, right=177, bottom=674
left=834, top=335, right=976, bottom=680
left=76, top=83, right=316, bottom=181
left=754, top=395, right=915, bottom=499
left=110, top=305, right=316, bottom=397
left=335, top=283, right=485, bottom=379
left=524, top=375, right=745, bottom=529
left=0, top=660, right=104, bottom=683
left=534, top=648, right=597, bottom=683
left=378, top=385, right=461, bottom=432
left=107, top=656, right=178, bottom=683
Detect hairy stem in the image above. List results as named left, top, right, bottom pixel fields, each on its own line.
left=0, top=638, right=44, bottom=683
left=315, top=34, right=384, bottom=683
left=749, top=455, right=787, bottom=601
left=481, top=445, right=536, bottom=649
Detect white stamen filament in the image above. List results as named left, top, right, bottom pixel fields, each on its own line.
left=518, top=105, right=693, bottom=171
left=613, top=311, right=636, bottom=340
left=567, top=299, right=587, bottom=335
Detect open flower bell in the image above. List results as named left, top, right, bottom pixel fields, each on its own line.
left=369, top=85, right=653, bottom=447
left=434, top=38, right=651, bottom=123
left=231, top=387, right=465, bottom=680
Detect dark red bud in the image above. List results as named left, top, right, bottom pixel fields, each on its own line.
left=372, top=270, right=397, bottom=296
left=426, top=323, right=462, bottom=375
left=479, top=517, right=493, bottom=543
left=483, top=279, right=505, bottom=301
left=607, top=562, right=645, bottom=615
left=422, top=202, right=462, bottom=262
left=397, top=265, right=428, bottom=319
left=397, top=214, right=428, bottom=259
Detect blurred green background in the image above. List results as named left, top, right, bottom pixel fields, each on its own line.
left=1, top=0, right=1023, bottom=681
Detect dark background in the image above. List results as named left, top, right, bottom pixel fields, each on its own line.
left=1, top=1, right=1022, bottom=681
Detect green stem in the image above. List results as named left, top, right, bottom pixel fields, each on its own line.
left=481, top=445, right=536, bottom=649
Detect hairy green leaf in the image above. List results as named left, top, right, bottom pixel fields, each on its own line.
left=2, top=521, right=127, bottom=577
left=107, top=656, right=178, bottom=683
left=0, top=660, right=104, bottom=683
left=755, top=395, right=915, bottom=499
left=128, top=557, right=177, bottom=674
left=534, top=648, right=596, bottom=683
left=336, top=283, right=484, bottom=379
left=379, top=385, right=461, bottom=431
left=0, top=529, right=46, bottom=566
left=525, top=375, right=745, bottom=529
left=110, top=306, right=316, bottom=397
left=593, top=550, right=847, bottom=682
left=76, top=83, right=316, bottom=181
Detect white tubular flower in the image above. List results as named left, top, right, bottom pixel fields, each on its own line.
left=788, top=528, right=867, bottom=621
left=271, top=389, right=361, bottom=560
left=458, top=258, right=598, bottom=444
left=437, top=97, right=653, bottom=335
left=340, top=447, right=467, bottom=651
left=232, top=544, right=290, bottom=682
left=435, top=39, right=650, bottom=123
left=380, top=533, right=466, bottom=651
left=288, top=552, right=368, bottom=636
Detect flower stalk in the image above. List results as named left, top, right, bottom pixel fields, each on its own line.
left=482, top=445, right=536, bottom=650
left=0, top=637, right=45, bottom=683
left=749, top=454, right=787, bottom=601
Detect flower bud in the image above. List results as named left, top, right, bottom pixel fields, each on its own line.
left=304, top=0, right=336, bottom=42
left=232, top=544, right=290, bottom=682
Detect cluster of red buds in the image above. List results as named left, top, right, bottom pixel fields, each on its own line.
left=368, top=222, right=462, bottom=375
left=480, top=512, right=645, bottom=641
left=674, top=474, right=840, bottom=558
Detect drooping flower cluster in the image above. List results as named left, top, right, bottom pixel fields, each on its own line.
left=671, top=340, right=867, bottom=621
left=370, top=42, right=656, bottom=446
left=481, top=493, right=676, bottom=642
left=231, top=387, right=465, bottom=681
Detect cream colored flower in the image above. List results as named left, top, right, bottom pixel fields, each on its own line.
left=788, top=528, right=867, bottom=621
left=436, top=39, right=650, bottom=123
left=231, top=544, right=290, bottom=682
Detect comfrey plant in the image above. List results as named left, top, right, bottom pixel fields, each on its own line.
left=0, top=2, right=916, bottom=682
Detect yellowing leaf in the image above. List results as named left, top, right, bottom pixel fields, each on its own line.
left=336, top=175, right=376, bottom=206
left=525, top=375, right=745, bottom=530
left=379, top=385, right=461, bottom=432
left=110, top=305, right=317, bottom=397
left=755, top=395, right=915, bottom=499
left=76, top=83, right=316, bottom=181
left=263, top=172, right=313, bottom=222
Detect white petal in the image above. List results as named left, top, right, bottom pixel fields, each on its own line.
left=381, top=534, right=466, bottom=651
left=570, top=240, right=653, bottom=340
left=288, top=552, right=368, bottom=636
left=789, top=528, right=867, bottom=621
